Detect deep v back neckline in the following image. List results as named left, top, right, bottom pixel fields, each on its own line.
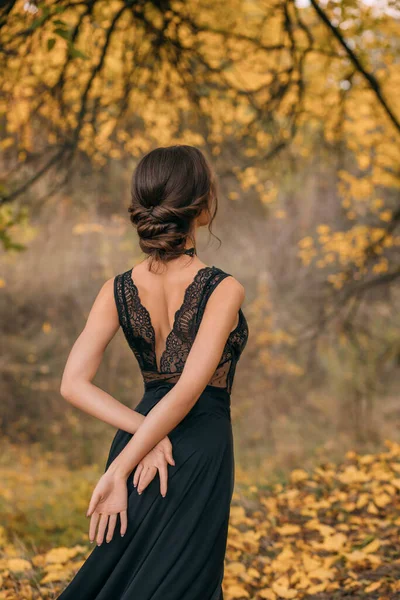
left=128, top=264, right=216, bottom=373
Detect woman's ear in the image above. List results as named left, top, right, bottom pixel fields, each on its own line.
left=196, top=207, right=211, bottom=227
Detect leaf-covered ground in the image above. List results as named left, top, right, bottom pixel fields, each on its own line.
left=1, top=441, right=400, bottom=599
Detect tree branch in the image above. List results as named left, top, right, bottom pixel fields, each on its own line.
left=309, top=0, right=400, bottom=135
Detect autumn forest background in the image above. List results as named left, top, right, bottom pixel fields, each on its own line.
left=1, top=0, right=400, bottom=598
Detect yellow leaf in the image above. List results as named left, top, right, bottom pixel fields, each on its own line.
left=271, top=582, right=297, bottom=599
left=302, top=554, right=320, bottom=573
left=259, top=590, right=276, bottom=600
left=290, top=469, right=308, bottom=483
left=32, top=554, right=46, bottom=567
left=45, top=546, right=86, bottom=564
left=298, top=236, right=313, bottom=249
left=308, top=567, right=335, bottom=582
left=42, top=322, right=52, bottom=334
left=226, top=584, right=250, bottom=598
left=337, top=466, right=369, bottom=484
left=379, top=210, right=392, bottom=222
left=7, top=558, right=32, bottom=573
left=363, top=539, right=380, bottom=554
left=367, top=502, right=379, bottom=515
left=0, top=138, right=14, bottom=150
left=276, top=524, right=301, bottom=536
left=365, top=581, right=381, bottom=593
left=41, top=569, right=72, bottom=584
left=321, top=533, right=347, bottom=552
left=247, top=567, right=260, bottom=578
left=356, top=493, right=369, bottom=509
left=226, top=562, right=246, bottom=575
left=344, top=550, right=368, bottom=563
left=374, top=493, right=391, bottom=508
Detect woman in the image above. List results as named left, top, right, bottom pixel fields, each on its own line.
left=58, top=145, right=249, bottom=600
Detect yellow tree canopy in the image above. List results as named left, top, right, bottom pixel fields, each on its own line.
left=1, top=0, right=399, bottom=288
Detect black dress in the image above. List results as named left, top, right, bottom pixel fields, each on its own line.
left=57, top=258, right=249, bottom=600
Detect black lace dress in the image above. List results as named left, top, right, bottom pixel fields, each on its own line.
left=57, top=253, right=249, bottom=600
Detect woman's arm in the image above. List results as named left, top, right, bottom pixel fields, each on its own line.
left=103, top=276, right=244, bottom=480
left=60, top=277, right=145, bottom=434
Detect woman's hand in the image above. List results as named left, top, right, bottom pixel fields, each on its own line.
left=87, top=471, right=128, bottom=545
left=133, top=436, right=175, bottom=497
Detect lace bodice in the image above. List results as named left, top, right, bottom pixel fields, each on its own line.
left=113, top=261, right=248, bottom=394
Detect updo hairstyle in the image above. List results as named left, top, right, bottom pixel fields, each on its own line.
left=128, top=145, right=218, bottom=269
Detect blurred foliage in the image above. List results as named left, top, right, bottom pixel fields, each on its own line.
left=0, top=206, right=28, bottom=252
left=1, top=197, right=399, bottom=470
left=0, top=443, right=101, bottom=549
left=1, top=0, right=400, bottom=295
left=2, top=441, right=400, bottom=598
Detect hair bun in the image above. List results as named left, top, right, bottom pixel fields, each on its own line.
left=128, top=145, right=217, bottom=264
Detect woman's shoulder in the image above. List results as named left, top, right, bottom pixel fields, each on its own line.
left=208, top=265, right=246, bottom=303
left=99, top=271, right=131, bottom=304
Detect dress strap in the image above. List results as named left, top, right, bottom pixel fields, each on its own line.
left=195, top=268, right=232, bottom=331
left=114, top=271, right=139, bottom=350
left=114, top=272, right=127, bottom=330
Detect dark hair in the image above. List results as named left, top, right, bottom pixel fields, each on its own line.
left=128, top=145, right=218, bottom=267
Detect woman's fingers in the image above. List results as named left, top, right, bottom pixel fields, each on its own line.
left=120, top=510, right=128, bottom=537
left=165, top=446, right=175, bottom=466
left=87, top=488, right=101, bottom=517
left=133, top=462, right=144, bottom=488
left=137, top=466, right=156, bottom=494
left=137, top=466, right=151, bottom=494
left=90, top=511, right=124, bottom=544
left=106, top=513, right=117, bottom=543
left=96, top=513, right=109, bottom=546
left=89, top=512, right=100, bottom=543
left=158, top=461, right=168, bottom=497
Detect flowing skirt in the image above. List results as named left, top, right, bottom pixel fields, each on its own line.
left=57, top=381, right=235, bottom=600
